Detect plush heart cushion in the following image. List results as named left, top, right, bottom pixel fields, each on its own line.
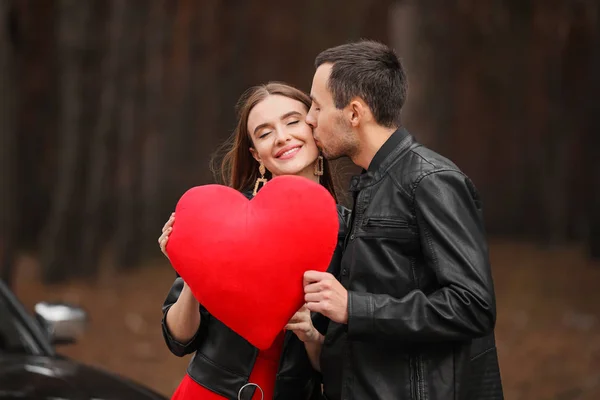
left=166, top=175, right=339, bottom=349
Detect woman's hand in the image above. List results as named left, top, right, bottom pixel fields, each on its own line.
left=286, top=304, right=324, bottom=371
left=158, top=213, right=175, bottom=258
left=285, top=304, right=322, bottom=343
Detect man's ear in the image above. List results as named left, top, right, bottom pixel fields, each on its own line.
left=249, top=147, right=261, bottom=163
left=346, top=98, right=371, bottom=127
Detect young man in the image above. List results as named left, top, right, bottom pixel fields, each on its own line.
left=303, top=40, right=504, bottom=400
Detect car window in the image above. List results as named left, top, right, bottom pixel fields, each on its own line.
left=0, top=294, right=40, bottom=355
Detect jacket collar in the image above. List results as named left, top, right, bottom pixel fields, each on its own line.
left=349, top=127, right=414, bottom=192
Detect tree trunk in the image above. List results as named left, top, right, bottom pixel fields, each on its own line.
left=187, top=0, right=221, bottom=188
left=13, top=0, right=57, bottom=250
left=78, top=0, right=125, bottom=276
left=589, top=138, right=600, bottom=259
left=0, top=0, right=17, bottom=287
left=589, top=162, right=600, bottom=260
left=412, top=0, right=459, bottom=155
left=39, top=0, right=91, bottom=282
left=586, top=8, right=600, bottom=260
left=157, top=0, right=192, bottom=211
left=114, top=1, right=145, bottom=270
left=539, top=2, right=572, bottom=246
left=138, top=0, right=166, bottom=257
left=492, top=1, right=532, bottom=236
left=524, top=0, right=571, bottom=245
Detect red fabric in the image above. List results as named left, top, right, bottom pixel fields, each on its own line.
left=166, top=175, right=338, bottom=349
left=171, top=331, right=286, bottom=400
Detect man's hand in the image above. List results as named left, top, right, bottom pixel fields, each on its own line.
left=304, top=271, right=348, bottom=324
left=285, top=305, right=322, bottom=343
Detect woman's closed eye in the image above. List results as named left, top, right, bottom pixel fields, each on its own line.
left=258, top=131, right=272, bottom=139
left=287, top=120, right=299, bottom=126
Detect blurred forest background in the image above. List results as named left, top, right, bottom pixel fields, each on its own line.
left=1, top=0, right=599, bottom=399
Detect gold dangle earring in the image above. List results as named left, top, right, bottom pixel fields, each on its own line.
left=253, top=161, right=268, bottom=196
left=314, top=154, right=324, bottom=177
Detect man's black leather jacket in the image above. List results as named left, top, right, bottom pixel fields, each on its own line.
left=320, top=128, right=503, bottom=400
left=162, top=200, right=349, bottom=400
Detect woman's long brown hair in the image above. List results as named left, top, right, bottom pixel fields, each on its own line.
left=211, top=82, right=337, bottom=202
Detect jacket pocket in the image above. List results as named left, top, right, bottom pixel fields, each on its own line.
left=364, top=217, right=409, bottom=228
left=360, top=217, right=413, bottom=239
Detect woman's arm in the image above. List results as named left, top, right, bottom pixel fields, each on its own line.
left=302, top=333, right=324, bottom=372
left=285, top=305, right=324, bottom=371
left=164, top=281, right=201, bottom=343
left=159, top=213, right=205, bottom=356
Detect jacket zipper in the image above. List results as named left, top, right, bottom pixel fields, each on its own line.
left=411, top=355, right=424, bottom=400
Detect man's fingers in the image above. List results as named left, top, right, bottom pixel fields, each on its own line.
left=304, top=282, right=322, bottom=293
left=305, top=301, right=324, bottom=314
left=305, top=292, right=325, bottom=303
left=303, top=270, right=331, bottom=286
left=304, top=270, right=329, bottom=281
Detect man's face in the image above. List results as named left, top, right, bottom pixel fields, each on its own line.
left=306, top=64, right=357, bottom=160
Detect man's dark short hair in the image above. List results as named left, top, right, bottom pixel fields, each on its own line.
left=315, top=40, right=407, bottom=128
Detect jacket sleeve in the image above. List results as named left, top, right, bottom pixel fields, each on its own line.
left=161, top=275, right=210, bottom=356
left=347, top=170, right=496, bottom=342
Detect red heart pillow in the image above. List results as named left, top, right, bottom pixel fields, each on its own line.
left=166, top=175, right=339, bottom=349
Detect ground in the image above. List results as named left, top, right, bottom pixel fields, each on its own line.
left=11, top=239, right=600, bottom=399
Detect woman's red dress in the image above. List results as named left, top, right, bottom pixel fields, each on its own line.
left=171, top=331, right=285, bottom=400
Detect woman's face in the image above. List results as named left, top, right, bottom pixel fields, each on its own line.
left=248, top=95, right=319, bottom=178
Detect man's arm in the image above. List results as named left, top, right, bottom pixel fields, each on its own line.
left=347, top=170, right=496, bottom=342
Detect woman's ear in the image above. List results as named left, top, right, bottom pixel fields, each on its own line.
left=249, top=147, right=261, bottom=163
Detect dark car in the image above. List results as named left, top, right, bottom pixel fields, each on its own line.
left=0, top=280, right=167, bottom=400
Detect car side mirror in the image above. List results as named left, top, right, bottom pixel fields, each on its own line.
left=34, top=302, right=88, bottom=346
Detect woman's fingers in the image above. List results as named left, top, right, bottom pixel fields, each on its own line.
left=158, top=227, right=173, bottom=254
left=158, top=227, right=172, bottom=243
left=162, top=213, right=175, bottom=233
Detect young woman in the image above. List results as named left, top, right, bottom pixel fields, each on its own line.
left=158, top=82, right=349, bottom=400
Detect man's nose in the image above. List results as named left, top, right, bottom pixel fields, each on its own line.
left=306, top=110, right=317, bottom=129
